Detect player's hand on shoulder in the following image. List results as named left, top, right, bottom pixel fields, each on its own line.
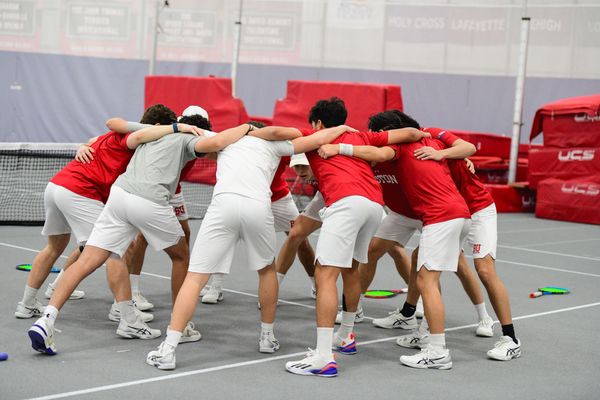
left=420, top=130, right=432, bottom=138
left=177, top=123, right=204, bottom=137
left=75, top=144, right=94, bottom=164
left=413, top=146, right=442, bottom=161
left=318, top=144, right=339, bottom=159
left=465, top=158, right=475, bottom=173
left=341, top=125, right=358, bottom=133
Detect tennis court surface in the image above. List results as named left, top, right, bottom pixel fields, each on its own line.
left=1, top=213, right=599, bottom=400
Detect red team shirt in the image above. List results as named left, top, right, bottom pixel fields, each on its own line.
left=429, top=128, right=495, bottom=215
left=301, top=129, right=387, bottom=207
left=51, top=131, right=133, bottom=203
left=384, top=128, right=470, bottom=226
left=270, top=157, right=292, bottom=202
left=371, top=160, right=419, bottom=220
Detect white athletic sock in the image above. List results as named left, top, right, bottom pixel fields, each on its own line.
left=357, top=294, right=364, bottom=311
left=117, top=300, right=137, bottom=324
left=276, top=272, right=285, bottom=286
left=316, top=327, right=334, bottom=357
left=49, top=269, right=64, bottom=287
left=429, top=333, right=446, bottom=350
left=130, top=274, right=140, bottom=293
left=475, top=302, right=490, bottom=321
left=418, top=317, right=430, bottom=335
left=165, top=328, right=182, bottom=350
left=44, top=305, right=59, bottom=325
left=22, top=285, right=38, bottom=305
left=261, top=322, right=274, bottom=336
left=211, top=273, right=224, bottom=289
left=336, top=312, right=355, bottom=338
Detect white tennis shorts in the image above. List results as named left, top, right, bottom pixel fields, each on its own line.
left=271, top=192, right=299, bottom=232
left=87, top=186, right=184, bottom=257
left=302, top=191, right=325, bottom=222
left=417, top=218, right=471, bottom=272
left=466, top=203, right=497, bottom=259
left=315, top=195, right=384, bottom=268
left=374, top=210, right=422, bottom=247
left=169, top=192, right=188, bottom=221
left=41, top=182, right=104, bottom=245
left=188, top=193, right=276, bottom=274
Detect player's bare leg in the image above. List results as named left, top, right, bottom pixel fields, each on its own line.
left=275, top=215, right=320, bottom=276
left=163, top=237, right=190, bottom=305
left=27, top=234, right=70, bottom=290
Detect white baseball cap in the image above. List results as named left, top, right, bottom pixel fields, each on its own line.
left=290, top=153, right=310, bottom=167
left=180, top=105, right=209, bottom=121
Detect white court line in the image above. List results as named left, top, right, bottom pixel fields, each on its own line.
left=497, top=244, right=600, bottom=262
left=27, top=301, right=600, bottom=400
left=520, top=237, right=600, bottom=248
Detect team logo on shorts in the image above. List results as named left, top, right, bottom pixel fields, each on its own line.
left=473, top=244, right=481, bottom=254
left=173, top=205, right=186, bottom=217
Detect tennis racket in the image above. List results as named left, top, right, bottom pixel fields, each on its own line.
left=530, top=286, right=570, bottom=298
left=16, top=263, right=61, bottom=273
left=364, top=288, right=408, bottom=299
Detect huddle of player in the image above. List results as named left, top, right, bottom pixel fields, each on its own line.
left=17, top=97, right=520, bottom=376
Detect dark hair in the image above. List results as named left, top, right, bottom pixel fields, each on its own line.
left=247, top=121, right=267, bottom=129
left=179, top=114, right=212, bottom=130
left=308, top=97, right=347, bottom=128
left=368, top=110, right=420, bottom=132
left=139, top=104, right=177, bottom=125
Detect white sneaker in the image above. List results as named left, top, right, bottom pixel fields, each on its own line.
left=487, top=336, right=521, bottom=361
left=108, top=302, right=154, bottom=323
left=396, top=331, right=430, bottom=349
left=476, top=317, right=495, bottom=337
left=179, top=321, right=202, bottom=343
left=415, top=299, right=425, bottom=319
left=201, top=286, right=224, bottom=304
left=400, top=345, right=452, bottom=370
left=200, top=284, right=211, bottom=297
left=116, top=315, right=161, bottom=339
left=132, top=291, right=154, bottom=311
left=259, top=333, right=280, bottom=353
left=372, top=309, right=417, bottom=330
left=44, top=283, right=85, bottom=300
left=334, top=307, right=364, bottom=325
left=15, top=300, right=45, bottom=319
left=310, top=286, right=317, bottom=299
left=146, top=341, right=176, bottom=370
left=332, top=331, right=357, bottom=355
left=28, top=318, right=57, bottom=355
left=285, top=349, right=338, bottom=377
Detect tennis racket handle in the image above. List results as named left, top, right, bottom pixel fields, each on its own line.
left=530, top=291, right=543, bottom=298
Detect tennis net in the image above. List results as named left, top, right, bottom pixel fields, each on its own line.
left=0, top=142, right=216, bottom=225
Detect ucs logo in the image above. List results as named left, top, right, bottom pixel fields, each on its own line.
left=561, top=183, right=600, bottom=196
left=557, top=149, right=595, bottom=161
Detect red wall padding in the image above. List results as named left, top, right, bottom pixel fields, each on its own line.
left=272, top=80, right=403, bottom=132
left=528, top=147, right=600, bottom=189
left=536, top=177, right=600, bottom=225
left=485, top=184, right=536, bottom=213
left=144, top=76, right=249, bottom=132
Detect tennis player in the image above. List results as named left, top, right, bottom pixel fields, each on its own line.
left=27, top=121, right=248, bottom=355
left=145, top=124, right=354, bottom=370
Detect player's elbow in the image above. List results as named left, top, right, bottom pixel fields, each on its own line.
left=464, top=142, right=476, bottom=156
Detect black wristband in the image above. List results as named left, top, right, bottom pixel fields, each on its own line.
left=172, top=123, right=179, bottom=133
left=245, top=123, right=254, bottom=135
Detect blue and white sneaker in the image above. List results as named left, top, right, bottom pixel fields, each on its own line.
left=285, top=349, right=338, bottom=377
left=332, top=332, right=357, bottom=355
left=28, top=318, right=57, bottom=355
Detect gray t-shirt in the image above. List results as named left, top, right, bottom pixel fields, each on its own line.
left=115, top=133, right=202, bottom=205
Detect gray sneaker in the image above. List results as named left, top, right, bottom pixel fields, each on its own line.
left=372, top=308, right=417, bottom=330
